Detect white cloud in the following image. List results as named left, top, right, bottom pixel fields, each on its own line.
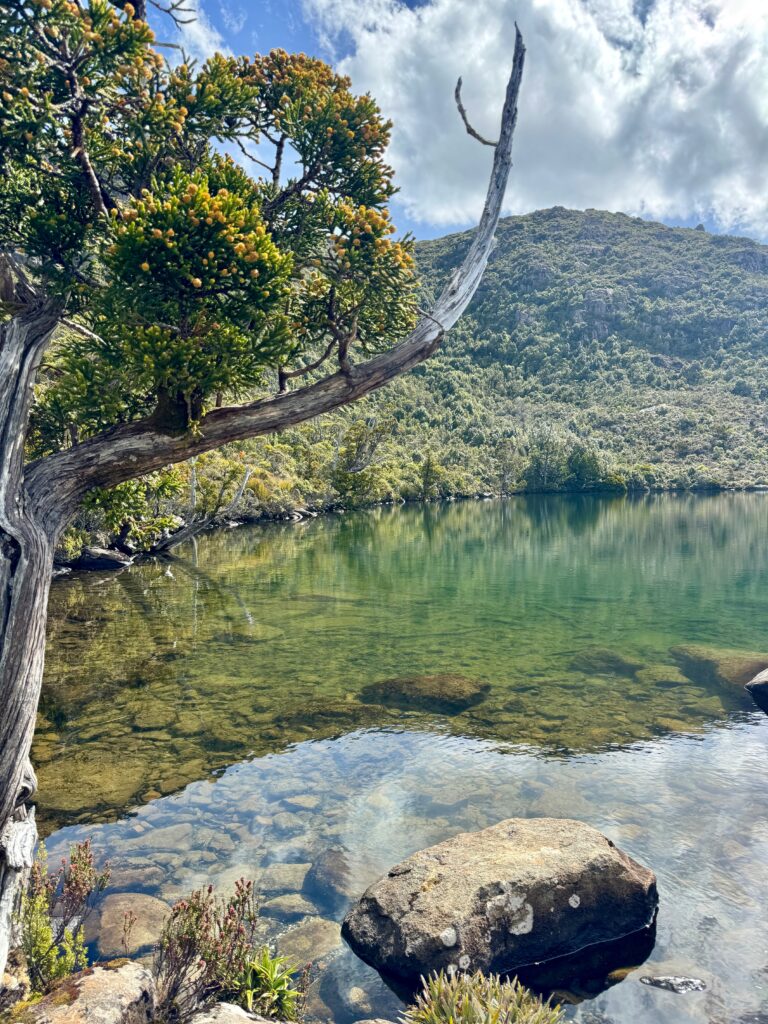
left=302, top=0, right=768, bottom=236
left=176, top=0, right=229, bottom=61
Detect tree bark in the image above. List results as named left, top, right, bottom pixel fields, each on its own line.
left=0, top=300, right=61, bottom=983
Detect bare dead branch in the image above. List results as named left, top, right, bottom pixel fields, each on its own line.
left=455, top=77, right=498, bottom=148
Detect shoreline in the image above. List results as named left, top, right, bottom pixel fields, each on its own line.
left=53, top=483, right=768, bottom=576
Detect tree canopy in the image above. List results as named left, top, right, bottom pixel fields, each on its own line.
left=0, top=0, right=417, bottom=453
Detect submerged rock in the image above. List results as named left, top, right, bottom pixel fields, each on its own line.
left=570, top=648, right=643, bottom=677
left=341, top=818, right=657, bottom=985
left=262, top=893, right=318, bottom=921
left=85, top=892, right=169, bottom=957
left=277, top=915, right=342, bottom=965
left=634, top=664, right=690, bottom=689
left=670, top=644, right=768, bottom=690
left=746, top=668, right=768, bottom=714
left=358, top=674, right=490, bottom=714
left=305, top=847, right=356, bottom=914
left=261, top=862, right=311, bottom=895
left=639, top=975, right=706, bottom=993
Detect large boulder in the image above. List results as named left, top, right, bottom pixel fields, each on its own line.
left=746, top=668, right=768, bottom=714
left=342, top=818, right=657, bottom=985
left=670, top=644, right=768, bottom=690
left=18, top=961, right=154, bottom=1024
left=358, top=675, right=490, bottom=714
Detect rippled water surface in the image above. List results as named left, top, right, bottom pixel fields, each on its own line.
left=38, top=494, right=768, bottom=1023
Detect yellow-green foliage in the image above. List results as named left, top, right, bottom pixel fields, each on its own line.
left=18, top=845, right=93, bottom=995
left=404, top=971, right=563, bottom=1024
left=237, top=947, right=303, bottom=1020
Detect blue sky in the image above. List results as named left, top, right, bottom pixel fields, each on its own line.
left=171, top=0, right=768, bottom=243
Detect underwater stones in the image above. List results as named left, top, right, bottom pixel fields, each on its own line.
left=634, top=664, right=690, bottom=689
left=132, top=704, right=178, bottom=731
left=108, top=860, right=166, bottom=891
left=36, top=750, right=149, bottom=813
left=282, top=793, right=322, bottom=812
left=341, top=818, right=657, bottom=986
left=745, top=668, right=768, bottom=714
left=211, top=623, right=284, bottom=644
left=85, top=893, right=169, bottom=957
left=277, top=916, right=342, bottom=965
left=570, top=648, right=643, bottom=677
left=358, top=674, right=490, bottom=714
left=670, top=644, right=768, bottom=691
left=262, top=893, right=319, bottom=921
left=272, top=700, right=387, bottom=734
left=305, top=847, right=356, bottom=915
left=122, top=822, right=194, bottom=851
left=20, top=961, right=155, bottom=1024
left=261, top=862, right=312, bottom=895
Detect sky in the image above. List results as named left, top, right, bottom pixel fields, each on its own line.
left=166, top=0, right=768, bottom=242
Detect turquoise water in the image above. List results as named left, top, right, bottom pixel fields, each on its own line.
left=37, top=494, right=768, bottom=1022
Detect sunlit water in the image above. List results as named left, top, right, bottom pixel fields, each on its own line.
left=37, top=494, right=768, bottom=1023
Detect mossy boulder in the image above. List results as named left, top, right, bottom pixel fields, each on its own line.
left=670, top=644, right=768, bottom=690
left=359, top=675, right=490, bottom=714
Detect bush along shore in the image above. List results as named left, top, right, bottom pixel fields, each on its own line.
left=52, top=428, right=765, bottom=572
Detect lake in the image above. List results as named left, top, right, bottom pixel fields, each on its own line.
left=37, top=493, right=768, bottom=1023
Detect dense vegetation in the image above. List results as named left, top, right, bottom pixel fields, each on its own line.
left=60, top=206, right=768, bottom=551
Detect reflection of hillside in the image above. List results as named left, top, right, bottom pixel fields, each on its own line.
left=36, top=494, right=767, bottom=832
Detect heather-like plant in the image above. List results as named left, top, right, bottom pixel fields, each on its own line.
left=19, top=839, right=110, bottom=994
left=153, top=878, right=259, bottom=1022
left=403, top=971, right=564, bottom=1024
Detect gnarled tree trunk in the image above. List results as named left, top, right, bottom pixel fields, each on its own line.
left=0, top=300, right=61, bottom=983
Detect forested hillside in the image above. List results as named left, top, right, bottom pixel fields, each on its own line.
left=62, top=208, right=768, bottom=550
left=400, top=206, right=768, bottom=490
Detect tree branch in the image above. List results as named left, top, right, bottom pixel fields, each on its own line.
left=454, top=77, right=498, bottom=148
left=25, top=27, right=526, bottom=538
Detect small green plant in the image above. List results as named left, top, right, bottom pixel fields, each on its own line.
left=403, top=970, right=563, bottom=1024
left=19, top=840, right=110, bottom=994
left=237, top=946, right=304, bottom=1020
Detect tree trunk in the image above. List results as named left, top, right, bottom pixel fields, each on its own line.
left=0, top=301, right=61, bottom=982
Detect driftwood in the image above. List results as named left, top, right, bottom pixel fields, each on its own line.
left=0, top=28, right=525, bottom=982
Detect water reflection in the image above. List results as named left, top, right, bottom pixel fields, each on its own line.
left=38, top=494, right=767, bottom=829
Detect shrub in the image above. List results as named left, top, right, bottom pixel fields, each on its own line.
left=153, top=879, right=259, bottom=1023
left=237, top=947, right=305, bottom=1020
left=19, top=840, right=110, bottom=994
left=403, top=970, right=564, bottom=1024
